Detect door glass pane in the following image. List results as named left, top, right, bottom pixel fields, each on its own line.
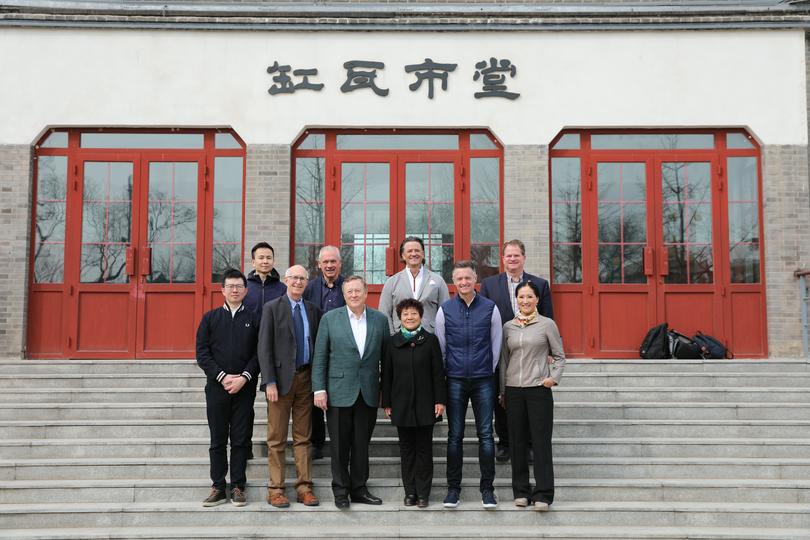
left=337, top=134, right=458, bottom=150
left=41, top=132, right=68, bottom=148
left=295, top=157, right=326, bottom=276
left=34, top=156, right=68, bottom=282
left=147, top=162, right=198, bottom=283
left=470, top=158, right=500, bottom=280
left=297, top=134, right=325, bottom=150
left=728, top=157, right=760, bottom=283
left=551, top=134, right=580, bottom=150
left=212, top=157, right=243, bottom=283
left=215, top=133, right=241, bottom=149
left=661, top=162, right=713, bottom=284
left=551, top=157, right=582, bottom=283
left=405, top=163, right=454, bottom=283
left=470, top=134, right=497, bottom=150
left=592, top=134, right=714, bottom=150
left=81, top=133, right=204, bottom=149
left=81, top=162, right=133, bottom=283
left=597, top=163, right=646, bottom=284
left=341, top=163, right=389, bottom=285
left=727, top=133, right=754, bottom=149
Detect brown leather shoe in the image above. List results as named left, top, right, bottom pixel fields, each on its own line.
left=297, top=491, right=320, bottom=507
left=267, top=492, right=290, bottom=508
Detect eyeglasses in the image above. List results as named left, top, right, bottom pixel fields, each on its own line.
left=286, top=275, right=307, bottom=282
left=222, top=284, right=245, bottom=290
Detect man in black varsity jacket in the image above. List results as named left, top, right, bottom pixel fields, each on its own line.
left=196, top=268, right=260, bottom=507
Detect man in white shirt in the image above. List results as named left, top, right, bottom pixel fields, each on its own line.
left=312, top=275, right=390, bottom=509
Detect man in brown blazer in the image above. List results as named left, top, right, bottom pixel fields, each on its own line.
left=258, top=265, right=322, bottom=508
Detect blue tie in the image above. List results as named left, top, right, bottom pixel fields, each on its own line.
left=293, top=302, right=306, bottom=369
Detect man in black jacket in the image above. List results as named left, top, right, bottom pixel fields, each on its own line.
left=196, top=268, right=260, bottom=507
left=480, top=239, right=554, bottom=462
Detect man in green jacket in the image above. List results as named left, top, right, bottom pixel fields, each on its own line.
left=312, top=275, right=388, bottom=509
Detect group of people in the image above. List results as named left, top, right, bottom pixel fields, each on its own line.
left=195, top=237, right=565, bottom=512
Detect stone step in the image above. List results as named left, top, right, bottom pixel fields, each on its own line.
left=4, top=418, right=810, bottom=439
left=1, top=525, right=808, bottom=540
left=1, top=501, right=808, bottom=529
left=1, top=358, right=807, bottom=374
left=3, top=386, right=809, bottom=403
left=3, top=401, right=809, bottom=421
left=4, top=372, right=810, bottom=388
left=3, top=456, right=809, bottom=481
left=3, top=435, right=809, bottom=460
left=1, top=477, right=808, bottom=505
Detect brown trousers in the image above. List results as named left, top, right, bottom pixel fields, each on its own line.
left=266, top=368, right=313, bottom=495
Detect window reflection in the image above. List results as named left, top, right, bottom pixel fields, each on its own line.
left=81, top=133, right=204, bottom=149
left=34, top=156, right=68, bottom=283
left=551, top=158, right=582, bottom=283
left=470, top=158, right=500, bottom=279
left=406, top=163, right=455, bottom=282
left=728, top=157, right=759, bottom=283
left=341, top=163, right=390, bottom=284
left=592, top=134, right=714, bottom=150
left=80, top=162, right=133, bottom=283
left=212, top=157, right=243, bottom=283
left=295, top=158, right=326, bottom=276
left=146, top=163, right=198, bottom=283
left=661, top=162, right=713, bottom=284
left=597, top=163, right=647, bottom=284
left=337, top=134, right=458, bottom=150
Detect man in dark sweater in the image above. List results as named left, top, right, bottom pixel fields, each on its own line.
left=244, top=242, right=287, bottom=316
left=196, top=268, right=260, bottom=507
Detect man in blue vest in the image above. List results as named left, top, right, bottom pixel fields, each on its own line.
left=434, top=261, right=503, bottom=509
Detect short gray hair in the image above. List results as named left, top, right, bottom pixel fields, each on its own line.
left=318, top=245, right=341, bottom=261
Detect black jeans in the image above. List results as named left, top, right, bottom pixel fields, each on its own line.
left=505, top=385, right=554, bottom=503
left=397, top=425, right=434, bottom=499
left=326, top=395, right=378, bottom=498
left=205, top=380, right=257, bottom=491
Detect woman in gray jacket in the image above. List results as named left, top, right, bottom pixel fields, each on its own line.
left=378, top=236, right=449, bottom=334
left=499, top=280, right=565, bottom=512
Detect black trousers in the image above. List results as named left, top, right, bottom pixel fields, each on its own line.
left=311, top=404, right=326, bottom=449
left=205, top=380, right=257, bottom=491
left=396, top=425, right=434, bottom=499
left=505, top=385, right=554, bottom=503
left=326, top=394, right=377, bottom=498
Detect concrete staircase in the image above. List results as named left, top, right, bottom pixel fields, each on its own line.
left=0, top=359, right=809, bottom=539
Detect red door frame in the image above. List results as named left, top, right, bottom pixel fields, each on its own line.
left=27, top=128, right=246, bottom=359
left=549, top=129, right=767, bottom=358
left=292, top=130, right=504, bottom=306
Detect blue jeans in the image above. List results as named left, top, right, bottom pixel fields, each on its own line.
left=445, top=376, right=496, bottom=493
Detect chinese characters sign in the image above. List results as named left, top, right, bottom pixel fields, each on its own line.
left=267, top=57, right=519, bottom=100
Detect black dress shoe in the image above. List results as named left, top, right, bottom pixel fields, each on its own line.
left=417, top=497, right=429, bottom=508
left=496, top=446, right=510, bottom=462
left=404, top=494, right=417, bottom=506
left=351, top=491, right=383, bottom=505
left=311, top=445, right=324, bottom=460
left=334, top=495, right=350, bottom=509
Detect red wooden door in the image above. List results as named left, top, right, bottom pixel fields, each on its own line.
left=69, top=156, right=140, bottom=357
left=135, top=157, right=206, bottom=358
left=653, top=156, right=723, bottom=339
left=587, top=158, right=658, bottom=357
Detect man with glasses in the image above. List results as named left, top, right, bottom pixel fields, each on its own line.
left=258, top=265, right=322, bottom=508
left=196, top=268, right=260, bottom=507
left=302, top=245, right=346, bottom=459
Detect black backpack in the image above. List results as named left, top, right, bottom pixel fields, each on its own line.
left=639, top=323, right=670, bottom=359
left=693, top=332, right=733, bottom=359
left=668, top=330, right=705, bottom=359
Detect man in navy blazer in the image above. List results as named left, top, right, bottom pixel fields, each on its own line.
left=479, top=239, right=554, bottom=462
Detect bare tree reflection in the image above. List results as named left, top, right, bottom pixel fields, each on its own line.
left=34, top=157, right=66, bottom=282
left=80, top=178, right=132, bottom=284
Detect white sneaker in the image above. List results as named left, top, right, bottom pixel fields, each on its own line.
left=534, top=501, right=550, bottom=512
left=514, top=498, right=529, bottom=507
